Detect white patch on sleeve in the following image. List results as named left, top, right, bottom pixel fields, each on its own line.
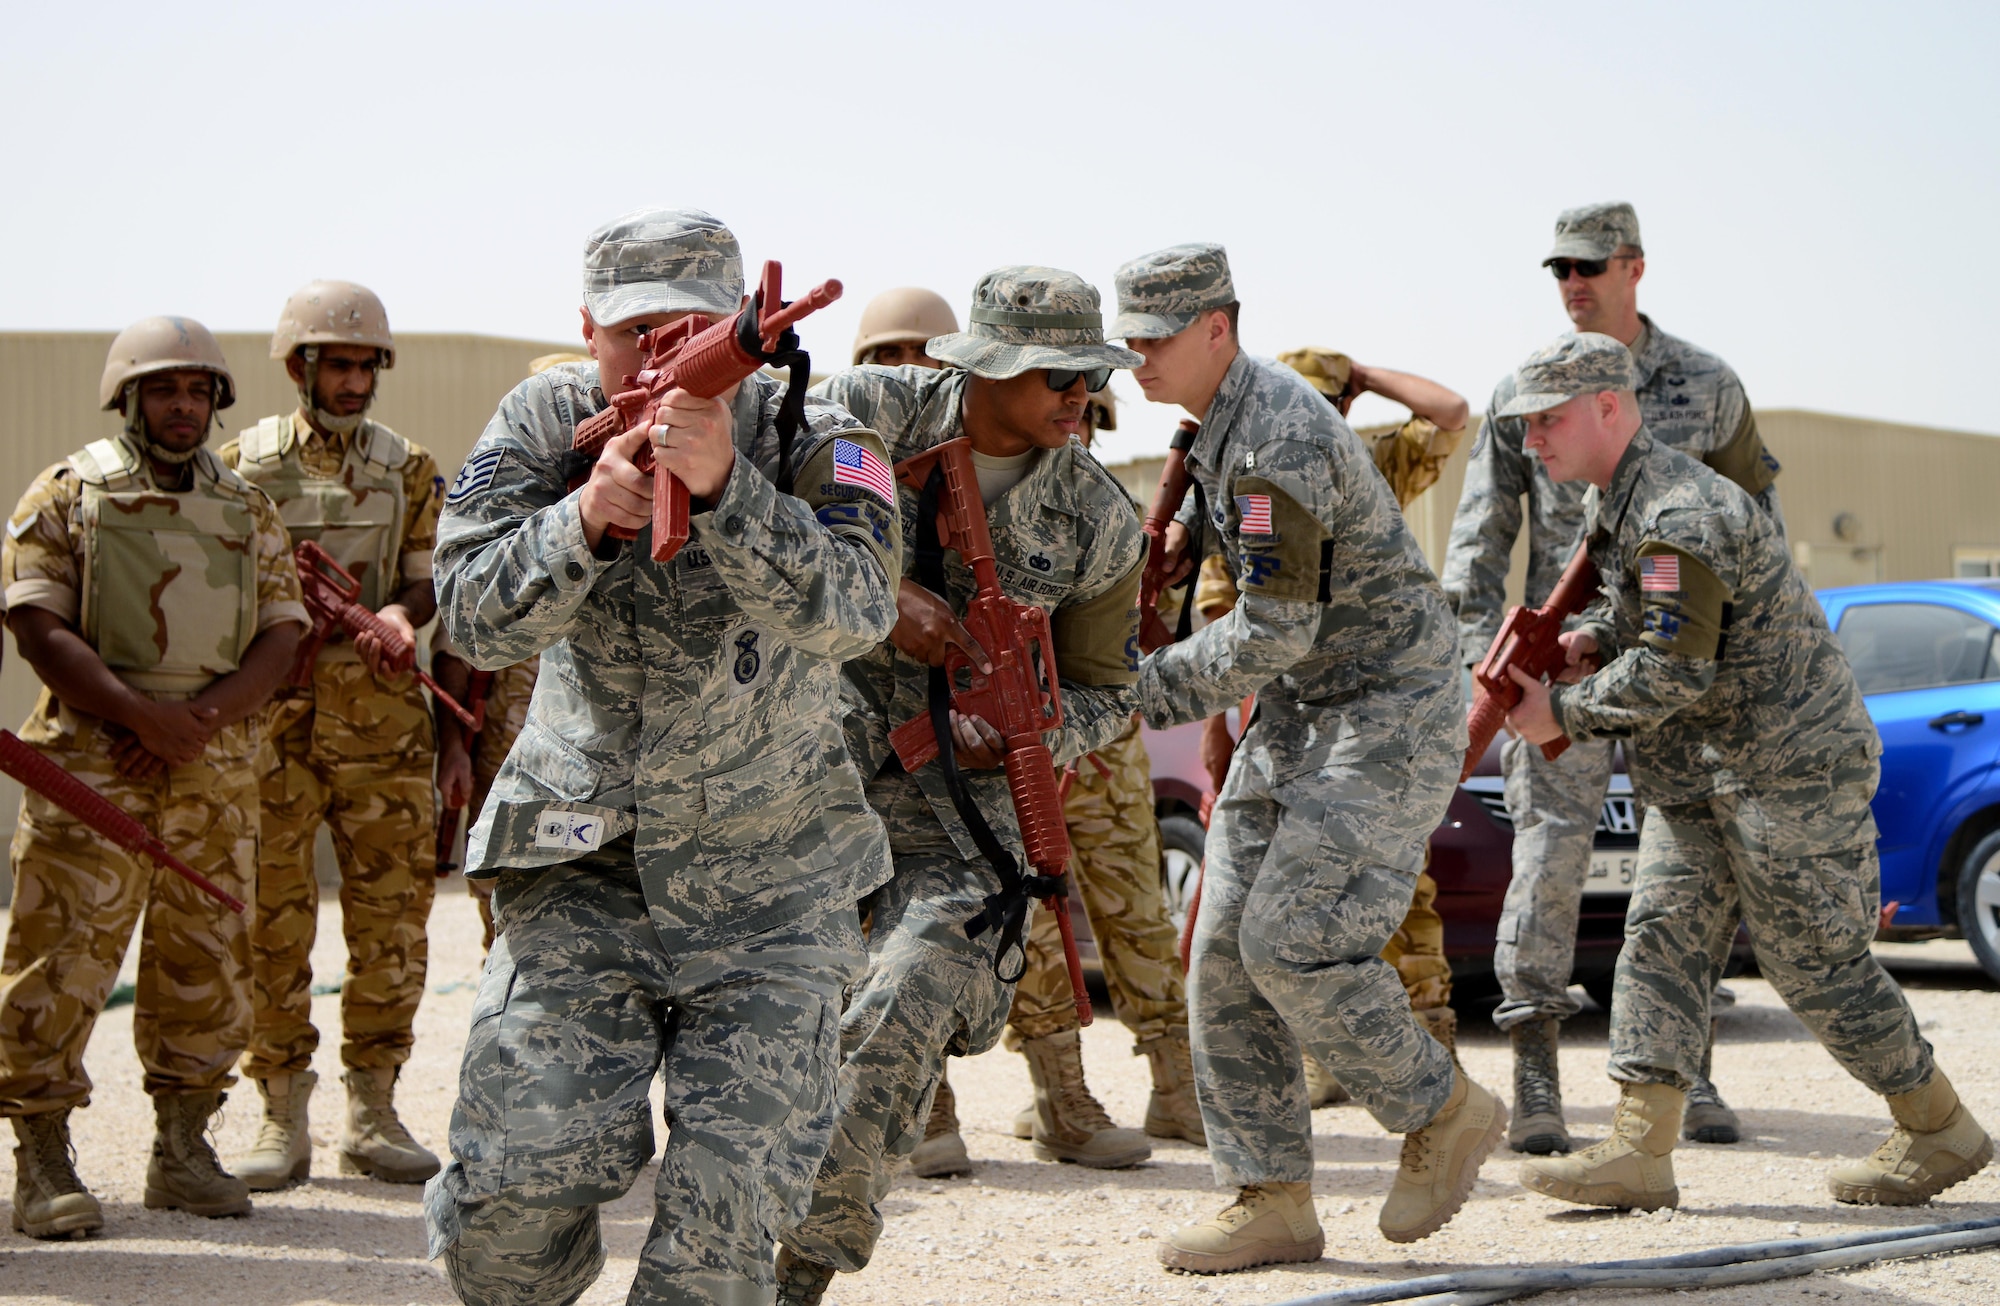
left=8, top=512, right=37, bottom=539
left=534, top=809, right=606, bottom=852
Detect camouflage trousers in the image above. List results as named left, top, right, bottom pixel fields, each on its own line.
left=1611, top=759, right=1935, bottom=1098
left=243, top=704, right=436, bottom=1078
left=1192, top=741, right=1458, bottom=1185
left=425, top=840, right=863, bottom=1306
left=786, top=847, right=1016, bottom=1272
left=1010, top=721, right=1187, bottom=1045
left=1493, top=734, right=1616, bottom=1030
left=0, top=718, right=258, bottom=1112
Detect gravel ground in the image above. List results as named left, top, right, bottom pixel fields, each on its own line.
left=0, top=885, right=1996, bottom=1305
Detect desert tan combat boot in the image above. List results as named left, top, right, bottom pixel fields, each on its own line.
left=1380, top=1071, right=1506, bottom=1242
left=145, top=1091, right=252, bottom=1218
left=340, top=1067, right=440, bottom=1183
left=774, top=1245, right=837, bottom=1306
left=1013, top=1029, right=1151, bottom=1168
left=1522, top=1081, right=1682, bottom=1211
left=1138, top=1029, right=1206, bottom=1145
left=235, top=1071, right=316, bottom=1191
left=1508, top=1016, right=1571, bottom=1154
left=1303, top=1052, right=1350, bottom=1107
left=1829, top=1070, right=1994, bottom=1205
left=1158, top=1181, right=1322, bottom=1273
left=908, top=1070, right=972, bottom=1178
left=11, top=1110, right=104, bottom=1239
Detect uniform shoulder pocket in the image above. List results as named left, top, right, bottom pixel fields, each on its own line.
left=1230, top=475, right=1329, bottom=604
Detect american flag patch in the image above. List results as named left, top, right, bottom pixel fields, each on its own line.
left=1236, top=494, right=1273, bottom=534
left=832, top=438, right=894, bottom=503
left=1640, top=554, right=1681, bottom=593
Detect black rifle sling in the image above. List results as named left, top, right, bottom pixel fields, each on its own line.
left=912, top=465, right=1060, bottom=984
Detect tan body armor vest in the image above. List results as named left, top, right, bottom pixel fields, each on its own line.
left=72, top=436, right=260, bottom=695
left=235, top=414, right=408, bottom=657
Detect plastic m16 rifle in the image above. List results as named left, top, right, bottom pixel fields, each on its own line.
left=434, top=666, right=493, bottom=875
left=291, top=541, right=479, bottom=731
left=566, top=261, right=843, bottom=563
left=0, top=729, right=244, bottom=913
left=1460, top=544, right=1604, bottom=782
left=1138, top=419, right=1202, bottom=653
left=885, top=437, right=1092, bottom=1026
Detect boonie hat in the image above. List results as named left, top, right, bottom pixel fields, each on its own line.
left=1496, top=332, right=1637, bottom=418
left=925, top=267, right=1142, bottom=380
left=583, top=207, right=744, bottom=325
left=1544, top=202, right=1643, bottom=264
left=1111, top=242, right=1235, bottom=340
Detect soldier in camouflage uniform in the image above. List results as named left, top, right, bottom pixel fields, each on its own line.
left=775, top=268, right=1147, bottom=1304
left=1198, top=350, right=1469, bottom=1109
left=1115, top=244, right=1503, bottom=1268
left=217, top=282, right=444, bottom=1191
left=431, top=623, right=538, bottom=951
left=0, top=318, right=308, bottom=1236
left=1499, top=332, right=1993, bottom=1212
left=1439, top=203, right=1770, bottom=1156
left=421, top=208, right=899, bottom=1306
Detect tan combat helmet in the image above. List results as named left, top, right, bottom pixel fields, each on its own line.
left=272, top=279, right=396, bottom=366
left=1085, top=384, right=1117, bottom=435
left=851, top=287, right=959, bottom=365
left=99, top=315, right=237, bottom=413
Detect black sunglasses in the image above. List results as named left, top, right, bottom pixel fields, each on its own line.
left=1045, top=367, right=1112, bottom=393
left=1548, top=254, right=1638, bottom=281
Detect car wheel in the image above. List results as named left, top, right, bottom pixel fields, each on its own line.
left=1158, top=814, right=1206, bottom=935
left=1956, top=829, right=2000, bottom=984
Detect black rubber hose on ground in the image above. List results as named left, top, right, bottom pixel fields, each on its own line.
left=1269, top=1216, right=2000, bottom=1306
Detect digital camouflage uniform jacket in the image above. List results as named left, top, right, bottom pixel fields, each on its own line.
left=435, top=362, right=902, bottom=952
left=1138, top=352, right=1463, bottom=770
left=1549, top=428, right=1876, bottom=809
left=1442, top=316, right=1784, bottom=666
left=810, top=365, right=1145, bottom=860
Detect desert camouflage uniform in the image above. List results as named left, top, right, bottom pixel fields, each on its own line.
left=783, top=356, right=1144, bottom=1273
left=1441, top=316, right=1785, bottom=1030
left=433, top=621, right=539, bottom=950
left=1547, top=424, right=1930, bottom=1096
left=217, top=415, right=442, bottom=1078
left=1135, top=346, right=1466, bottom=1185
left=422, top=350, right=899, bottom=1304
left=0, top=437, right=305, bottom=1113
left=1007, top=716, right=1185, bottom=1046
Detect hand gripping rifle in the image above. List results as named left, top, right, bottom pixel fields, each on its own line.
left=1460, top=544, right=1603, bottom=781
left=0, top=729, right=244, bottom=913
left=291, top=541, right=479, bottom=731
left=886, top=437, right=1093, bottom=1026
left=434, top=667, right=493, bottom=875
left=565, top=261, right=843, bottom=563
left=1137, top=420, right=1203, bottom=653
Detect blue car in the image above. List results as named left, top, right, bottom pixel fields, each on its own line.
left=1819, top=580, right=2000, bottom=982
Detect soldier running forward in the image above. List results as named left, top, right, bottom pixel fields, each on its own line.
left=775, top=267, right=1147, bottom=1305
left=1499, top=332, right=1993, bottom=1212
left=1116, top=243, right=1503, bottom=1267
left=218, top=282, right=444, bottom=1190
left=0, top=319, right=307, bottom=1235
left=423, top=207, right=899, bottom=1306
left=1440, top=202, right=1773, bottom=1155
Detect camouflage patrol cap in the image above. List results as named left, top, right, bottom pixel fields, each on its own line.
left=1544, top=201, right=1643, bottom=264
left=582, top=207, right=744, bottom=325
left=1111, top=242, right=1235, bottom=339
left=925, top=267, right=1143, bottom=381
left=1496, top=332, right=1637, bottom=418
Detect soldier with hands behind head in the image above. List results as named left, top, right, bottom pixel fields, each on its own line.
left=220, top=281, right=444, bottom=1191
left=1499, top=333, right=1992, bottom=1213
left=1118, top=244, right=1502, bottom=1268
left=0, top=318, right=307, bottom=1235
left=424, top=208, right=900, bottom=1305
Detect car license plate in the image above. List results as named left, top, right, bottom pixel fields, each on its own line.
left=1586, top=851, right=1638, bottom=895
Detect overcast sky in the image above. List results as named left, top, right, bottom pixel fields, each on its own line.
left=3, top=1, right=1994, bottom=465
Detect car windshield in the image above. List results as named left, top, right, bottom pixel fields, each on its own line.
left=1836, top=601, right=2000, bottom=694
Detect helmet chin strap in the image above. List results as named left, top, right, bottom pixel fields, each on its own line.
left=299, top=344, right=374, bottom=434
left=125, top=381, right=209, bottom=464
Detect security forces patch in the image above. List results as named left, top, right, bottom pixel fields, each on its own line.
left=446, top=446, right=505, bottom=504
left=727, top=624, right=772, bottom=698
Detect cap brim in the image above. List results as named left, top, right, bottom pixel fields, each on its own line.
left=1110, top=311, right=1199, bottom=341
left=1495, top=390, right=1581, bottom=419
left=585, top=281, right=742, bottom=325
left=924, top=334, right=1144, bottom=380
left=1541, top=234, right=1620, bottom=264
